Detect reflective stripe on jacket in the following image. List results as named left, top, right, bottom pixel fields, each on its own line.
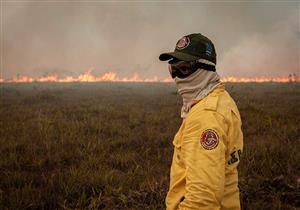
left=166, top=83, right=243, bottom=210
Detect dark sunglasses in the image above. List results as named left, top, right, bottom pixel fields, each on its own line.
left=168, top=59, right=216, bottom=79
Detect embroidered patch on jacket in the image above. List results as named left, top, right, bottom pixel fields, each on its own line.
left=200, top=129, right=219, bottom=150
left=176, top=36, right=190, bottom=50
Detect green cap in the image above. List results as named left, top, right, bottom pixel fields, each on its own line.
left=159, top=33, right=217, bottom=64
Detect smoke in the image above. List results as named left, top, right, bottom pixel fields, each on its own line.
left=1, top=1, right=299, bottom=79
left=218, top=11, right=299, bottom=77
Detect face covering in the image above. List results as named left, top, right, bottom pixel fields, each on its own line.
left=174, top=66, right=221, bottom=118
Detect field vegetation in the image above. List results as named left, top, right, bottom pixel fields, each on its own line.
left=0, top=82, right=299, bottom=210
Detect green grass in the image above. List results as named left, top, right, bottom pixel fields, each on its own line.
left=0, top=82, right=299, bottom=210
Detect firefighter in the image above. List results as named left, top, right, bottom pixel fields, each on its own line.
left=159, top=33, right=243, bottom=210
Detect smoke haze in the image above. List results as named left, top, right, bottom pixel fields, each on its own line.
left=1, top=1, right=299, bottom=79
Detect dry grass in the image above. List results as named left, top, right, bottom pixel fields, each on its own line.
left=0, top=82, right=299, bottom=210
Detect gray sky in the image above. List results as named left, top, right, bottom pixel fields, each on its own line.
left=1, top=0, right=299, bottom=79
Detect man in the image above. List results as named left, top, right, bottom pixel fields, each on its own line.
left=159, top=33, right=243, bottom=210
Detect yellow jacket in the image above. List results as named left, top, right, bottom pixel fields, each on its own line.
left=166, top=83, right=243, bottom=210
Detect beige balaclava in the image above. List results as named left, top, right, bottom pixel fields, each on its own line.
left=174, top=59, right=221, bottom=118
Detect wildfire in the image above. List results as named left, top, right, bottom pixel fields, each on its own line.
left=0, top=71, right=173, bottom=83
left=221, top=75, right=300, bottom=83
left=0, top=71, right=299, bottom=83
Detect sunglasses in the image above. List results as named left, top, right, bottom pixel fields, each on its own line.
left=168, top=59, right=216, bottom=79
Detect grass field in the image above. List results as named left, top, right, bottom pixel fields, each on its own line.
left=0, top=82, right=299, bottom=210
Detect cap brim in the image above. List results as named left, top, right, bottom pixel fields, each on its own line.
left=159, top=51, right=199, bottom=62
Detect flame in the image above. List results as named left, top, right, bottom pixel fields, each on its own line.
left=221, top=75, right=300, bottom=83
left=0, top=71, right=173, bottom=83
left=0, top=71, right=299, bottom=83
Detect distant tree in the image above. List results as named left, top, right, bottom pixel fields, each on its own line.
left=288, top=74, right=293, bottom=82
left=293, top=73, right=298, bottom=82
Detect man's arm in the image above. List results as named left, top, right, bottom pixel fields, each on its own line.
left=179, top=110, right=227, bottom=210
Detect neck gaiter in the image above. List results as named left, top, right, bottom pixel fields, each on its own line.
left=174, top=68, right=221, bottom=118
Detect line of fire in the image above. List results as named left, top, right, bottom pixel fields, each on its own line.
left=0, top=71, right=299, bottom=83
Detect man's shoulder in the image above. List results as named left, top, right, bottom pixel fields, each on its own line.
left=217, top=89, right=242, bottom=121
left=189, top=85, right=241, bottom=121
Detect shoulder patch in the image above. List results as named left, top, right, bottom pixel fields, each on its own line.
left=200, top=129, right=219, bottom=150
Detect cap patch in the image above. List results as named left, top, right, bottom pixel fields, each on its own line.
left=200, top=129, right=219, bottom=150
left=176, top=36, right=190, bottom=50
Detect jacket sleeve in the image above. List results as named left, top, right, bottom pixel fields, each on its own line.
left=179, top=110, right=227, bottom=210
